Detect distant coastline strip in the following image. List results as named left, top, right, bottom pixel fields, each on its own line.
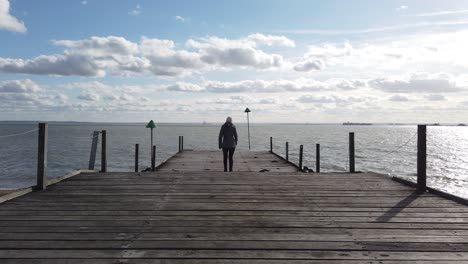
left=0, top=128, right=39, bottom=138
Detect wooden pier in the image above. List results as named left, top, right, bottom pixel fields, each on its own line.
left=1, top=150, right=468, bottom=263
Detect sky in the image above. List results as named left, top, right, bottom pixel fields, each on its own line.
left=1, top=0, right=468, bottom=123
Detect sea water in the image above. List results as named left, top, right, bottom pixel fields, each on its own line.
left=1, top=122, right=467, bottom=199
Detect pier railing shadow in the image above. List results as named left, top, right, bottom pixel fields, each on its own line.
left=376, top=191, right=421, bottom=222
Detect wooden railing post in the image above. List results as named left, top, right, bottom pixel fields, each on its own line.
left=349, top=132, right=355, bottom=173
left=316, top=143, right=320, bottom=173
left=101, top=130, right=107, bottom=173
left=134, top=144, right=139, bottom=172
left=151, top=145, right=156, bottom=171
left=270, top=137, right=273, bottom=152
left=36, top=123, right=48, bottom=190
left=417, top=125, right=427, bottom=192
left=181, top=136, right=184, bottom=152
left=285, top=142, right=289, bottom=161
left=88, top=131, right=99, bottom=170
left=299, top=145, right=303, bottom=171
left=178, top=136, right=181, bottom=153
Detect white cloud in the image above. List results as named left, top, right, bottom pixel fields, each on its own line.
left=0, top=79, right=42, bottom=93
left=408, top=9, right=468, bottom=17
left=77, top=92, right=100, bottom=101
left=297, top=94, right=338, bottom=103
left=167, top=82, right=204, bottom=92
left=0, top=0, right=27, bottom=33
left=0, top=34, right=293, bottom=77
left=277, top=20, right=468, bottom=35
left=297, top=31, right=468, bottom=77
left=0, top=54, right=106, bottom=76
left=175, top=15, right=186, bottom=22
left=245, top=33, right=295, bottom=47
left=159, top=78, right=365, bottom=93
left=369, top=73, right=464, bottom=93
left=388, top=94, right=410, bottom=101
left=396, top=5, right=408, bottom=11
left=293, top=59, right=324, bottom=72
left=186, top=35, right=287, bottom=69
left=426, top=94, right=446, bottom=101
left=129, top=5, right=141, bottom=16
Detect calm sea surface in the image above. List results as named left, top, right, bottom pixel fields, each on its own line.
left=1, top=122, right=468, bottom=198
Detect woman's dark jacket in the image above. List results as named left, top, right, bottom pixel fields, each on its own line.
left=219, top=122, right=238, bottom=149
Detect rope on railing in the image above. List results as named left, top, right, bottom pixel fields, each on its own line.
left=0, top=128, right=38, bottom=139
left=372, top=131, right=418, bottom=161
left=67, top=132, right=100, bottom=140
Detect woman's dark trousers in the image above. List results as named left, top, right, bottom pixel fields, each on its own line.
left=222, top=147, right=235, bottom=172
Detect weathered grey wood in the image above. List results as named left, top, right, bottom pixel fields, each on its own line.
left=417, top=125, right=426, bottom=191
left=151, top=145, right=156, bottom=171
left=87, top=131, right=99, bottom=170
left=100, top=130, right=107, bottom=173
left=298, top=145, right=303, bottom=171
left=135, top=143, right=139, bottom=172
left=36, top=122, right=48, bottom=191
left=349, top=132, right=355, bottom=173
left=178, top=136, right=181, bottom=152
left=3, top=150, right=468, bottom=262
left=270, top=136, right=273, bottom=152
left=316, top=143, right=320, bottom=173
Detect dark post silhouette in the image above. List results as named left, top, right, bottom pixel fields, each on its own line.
left=299, top=145, right=303, bottom=171
left=88, top=131, right=99, bottom=170
left=285, top=142, right=289, bottom=161
left=417, top=125, right=427, bottom=192
left=181, top=136, right=184, bottom=151
left=134, top=144, right=139, bottom=172
left=349, top=132, right=355, bottom=173
left=316, top=143, right=320, bottom=173
left=101, top=130, right=107, bottom=173
left=151, top=145, right=156, bottom=171
left=36, top=123, right=48, bottom=191
left=179, top=136, right=182, bottom=152
left=270, top=137, right=273, bottom=153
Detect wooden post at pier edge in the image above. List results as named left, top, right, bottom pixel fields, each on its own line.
left=181, top=136, right=184, bottom=152
left=270, top=137, right=273, bottom=153
left=88, top=131, right=99, bottom=170
left=349, top=132, right=355, bottom=173
left=151, top=145, right=156, bottom=171
left=417, top=125, right=427, bottom=192
left=178, top=136, right=181, bottom=153
left=134, top=144, right=139, bottom=172
left=299, top=145, right=303, bottom=171
left=36, top=123, right=48, bottom=191
left=100, top=130, right=107, bottom=173
left=285, top=142, right=289, bottom=161
left=316, top=143, right=320, bottom=173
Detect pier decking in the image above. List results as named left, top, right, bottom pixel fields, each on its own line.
left=1, top=150, right=468, bottom=263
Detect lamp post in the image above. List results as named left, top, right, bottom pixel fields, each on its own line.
left=145, top=120, right=157, bottom=163
left=244, top=108, right=251, bottom=150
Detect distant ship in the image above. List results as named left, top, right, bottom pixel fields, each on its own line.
left=342, top=122, right=372, bottom=126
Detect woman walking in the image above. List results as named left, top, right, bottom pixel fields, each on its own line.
left=218, top=116, right=238, bottom=172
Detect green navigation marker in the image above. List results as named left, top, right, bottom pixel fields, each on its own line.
left=146, top=120, right=157, bottom=169
left=146, top=120, right=157, bottom=129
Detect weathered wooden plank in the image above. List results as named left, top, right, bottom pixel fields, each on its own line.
left=2, top=150, right=468, bottom=262
left=3, top=249, right=468, bottom=260
left=0, top=240, right=467, bottom=252
left=0, top=260, right=465, bottom=264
